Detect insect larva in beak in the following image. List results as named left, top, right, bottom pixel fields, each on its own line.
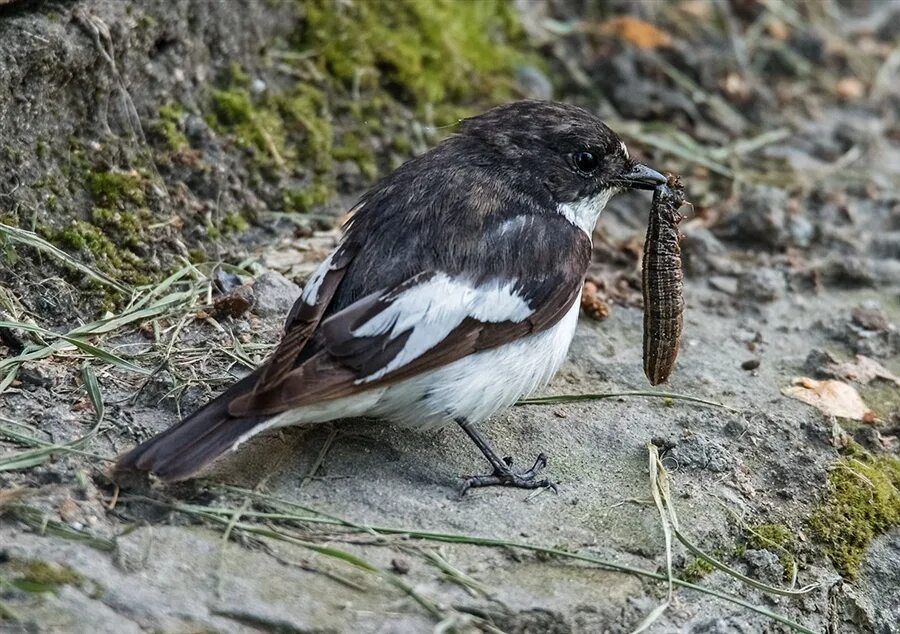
left=642, top=173, right=686, bottom=385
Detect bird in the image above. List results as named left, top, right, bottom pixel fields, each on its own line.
left=114, top=100, right=666, bottom=494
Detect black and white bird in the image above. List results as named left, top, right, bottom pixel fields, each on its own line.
left=114, top=100, right=666, bottom=493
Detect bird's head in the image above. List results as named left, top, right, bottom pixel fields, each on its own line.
left=459, top=100, right=665, bottom=232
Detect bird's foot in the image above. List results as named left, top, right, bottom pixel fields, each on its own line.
left=458, top=453, right=558, bottom=496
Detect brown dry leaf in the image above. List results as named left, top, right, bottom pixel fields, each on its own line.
left=783, top=377, right=876, bottom=421
left=825, top=354, right=900, bottom=386
left=59, top=497, right=79, bottom=523
left=593, top=16, right=672, bottom=49
left=766, top=19, right=790, bottom=41
left=836, top=77, right=865, bottom=100
left=0, top=487, right=29, bottom=509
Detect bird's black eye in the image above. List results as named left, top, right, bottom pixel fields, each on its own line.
left=573, top=150, right=599, bottom=174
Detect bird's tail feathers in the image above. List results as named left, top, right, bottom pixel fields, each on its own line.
left=113, top=371, right=268, bottom=481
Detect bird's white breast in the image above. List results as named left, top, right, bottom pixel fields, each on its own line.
left=371, top=292, right=582, bottom=429
left=243, top=294, right=582, bottom=446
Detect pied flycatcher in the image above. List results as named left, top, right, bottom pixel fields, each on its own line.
left=115, top=100, right=666, bottom=494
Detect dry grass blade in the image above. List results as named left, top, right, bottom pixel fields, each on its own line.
left=518, top=390, right=737, bottom=412
left=0, top=268, right=209, bottom=393
left=0, top=222, right=130, bottom=294
left=424, top=549, right=492, bottom=598
left=632, top=444, right=675, bottom=633
left=613, top=122, right=734, bottom=177
left=649, top=447, right=818, bottom=597
left=130, top=487, right=816, bottom=633
left=2, top=504, right=115, bottom=551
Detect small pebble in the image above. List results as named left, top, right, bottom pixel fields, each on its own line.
left=390, top=558, right=410, bottom=575
left=741, top=359, right=761, bottom=371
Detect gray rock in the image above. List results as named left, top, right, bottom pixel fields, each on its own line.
left=682, top=226, right=728, bottom=276
left=716, top=186, right=790, bottom=250
left=743, top=548, right=785, bottom=584
left=252, top=271, right=302, bottom=317
left=737, top=268, right=786, bottom=302
left=671, top=437, right=735, bottom=473
left=849, top=531, right=900, bottom=634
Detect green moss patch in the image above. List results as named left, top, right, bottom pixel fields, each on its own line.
left=88, top=170, right=145, bottom=207
left=44, top=220, right=153, bottom=286
left=9, top=560, right=82, bottom=593
left=202, top=1, right=528, bottom=216
left=681, top=557, right=715, bottom=582
left=209, top=82, right=334, bottom=178
left=809, top=443, right=900, bottom=578
left=297, top=0, right=524, bottom=118
left=155, top=103, right=190, bottom=152
left=746, top=523, right=797, bottom=580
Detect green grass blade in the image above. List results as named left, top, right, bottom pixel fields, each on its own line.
left=0, top=223, right=130, bottom=294
left=81, top=363, right=105, bottom=425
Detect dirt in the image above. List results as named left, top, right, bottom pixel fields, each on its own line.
left=1, top=1, right=899, bottom=633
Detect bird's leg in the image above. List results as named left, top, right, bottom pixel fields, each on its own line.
left=455, top=418, right=557, bottom=496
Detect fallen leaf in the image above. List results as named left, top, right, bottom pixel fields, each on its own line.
left=836, top=77, right=865, bottom=100
left=766, top=19, right=790, bottom=41
left=592, top=16, right=672, bottom=49
left=824, top=354, right=900, bottom=386
left=782, top=377, right=876, bottom=421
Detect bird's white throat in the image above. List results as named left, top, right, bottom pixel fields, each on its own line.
left=557, top=189, right=615, bottom=238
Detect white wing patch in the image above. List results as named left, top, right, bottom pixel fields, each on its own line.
left=351, top=273, right=533, bottom=382
left=301, top=249, right=337, bottom=306
left=557, top=188, right=614, bottom=239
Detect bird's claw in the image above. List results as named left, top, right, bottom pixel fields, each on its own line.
left=458, top=453, right=558, bottom=497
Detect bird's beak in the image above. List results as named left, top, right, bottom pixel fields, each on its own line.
left=614, top=163, right=667, bottom=190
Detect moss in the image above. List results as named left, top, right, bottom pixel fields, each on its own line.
left=188, top=247, right=207, bottom=264
left=747, top=523, right=797, bottom=581
left=48, top=220, right=152, bottom=285
left=748, top=524, right=793, bottom=549
left=333, top=130, right=377, bottom=181
left=809, top=442, right=900, bottom=578
left=211, top=87, right=255, bottom=127
left=282, top=181, right=333, bottom=213
left=200, top=3, right=529, bottom=215
left=226, top=61, right=250, bottom=87
left=221, top=212, right=250, bottom=234
left=88, top=170, right=145, bottom=207
left=296, top=0, right=524, bottom=121
left=91, top=208, right=149, bottom=249
left=10, top=560, right=81, bottom=593
left=210, top=86, right=290, bottom=172
left=155, top=103, right=190, bottom=151
left=275, top=84, right=333, bottom=172
left=681, top=558, right=715, bottom=582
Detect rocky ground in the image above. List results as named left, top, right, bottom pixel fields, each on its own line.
left=1, top=1, right=899, bottom=633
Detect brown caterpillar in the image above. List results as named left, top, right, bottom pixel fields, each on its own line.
left=642, top=173, right=686, bottom=385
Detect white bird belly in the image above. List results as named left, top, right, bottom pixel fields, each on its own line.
left=241, top=295, right=581, bottom=448
left=371, top=294, right=581, bottom=429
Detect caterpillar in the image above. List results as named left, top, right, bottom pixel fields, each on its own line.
left=642, top=174, right=686, bottom=385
